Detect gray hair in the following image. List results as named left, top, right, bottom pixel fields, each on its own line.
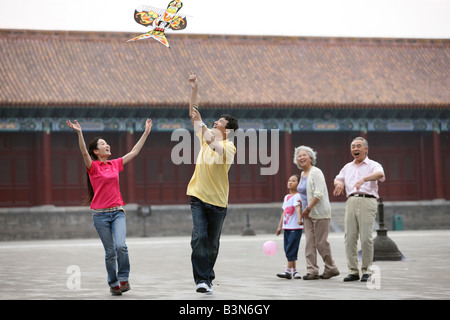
left=352, top=137, right=368, bottom=148
left=351, top=137, right=369, bottom=155
left=293, top=145, right=317, bottom=169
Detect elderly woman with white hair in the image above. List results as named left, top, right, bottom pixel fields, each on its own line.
left=294, top=146, right=340, bottom=280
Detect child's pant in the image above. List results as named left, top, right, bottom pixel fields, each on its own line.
left=284, top=229, right=302, bottom=261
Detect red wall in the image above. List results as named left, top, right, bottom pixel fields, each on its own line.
left=0, top=131, right=448, bottom=207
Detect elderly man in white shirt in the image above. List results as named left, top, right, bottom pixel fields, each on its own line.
left=333, top=137, right=385, bottom=282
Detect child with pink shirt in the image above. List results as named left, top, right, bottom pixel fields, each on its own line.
left=276, top=174, right=304, bottom=279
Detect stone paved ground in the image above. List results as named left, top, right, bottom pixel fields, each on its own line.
left=1, top=230, right=449, bottom=302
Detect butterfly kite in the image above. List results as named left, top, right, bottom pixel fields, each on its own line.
left=127, top=0, right=188, bottom=47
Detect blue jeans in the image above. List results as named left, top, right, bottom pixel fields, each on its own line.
left=92, top=210, right=130, bottom=288
left=284, top=229, right=303, bottom=261
left=190, top=196, right=227, bottom=287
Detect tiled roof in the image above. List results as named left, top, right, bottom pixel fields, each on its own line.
left=0, top=29, right=449, bottom=109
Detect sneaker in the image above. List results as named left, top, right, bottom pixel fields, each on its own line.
left=110, top=285, right=122, bottom=296
left=120, top=281, right=130, bottom=293
left=196, top=282, right=213, bottom=295
left=293, top=272, right=302, bottom=279
left=205, top=286, right=213, bottom=295
left=276, top=272, right=292, bottom=279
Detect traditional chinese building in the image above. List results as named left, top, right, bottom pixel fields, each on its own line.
left=1, top=29, right=449, bottom=207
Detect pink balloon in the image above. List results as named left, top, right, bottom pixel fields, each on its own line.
left=263, top=241, right=278, bottom=256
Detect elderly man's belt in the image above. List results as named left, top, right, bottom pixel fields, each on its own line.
left=349, top=193, right=376, bottom=199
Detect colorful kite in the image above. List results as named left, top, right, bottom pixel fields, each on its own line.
left=127, top=1, right=188, bottom=47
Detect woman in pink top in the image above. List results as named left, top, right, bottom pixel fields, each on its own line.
left=67, top=118, right=153, bottom=296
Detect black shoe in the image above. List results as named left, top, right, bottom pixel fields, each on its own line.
left=277, top=272, right=292, bottom=279
left=343, top=274, right=360, bottom=282
left=360, top=274, right=371, bottom=282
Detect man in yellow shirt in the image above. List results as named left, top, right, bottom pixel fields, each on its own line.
left=187, top=72, right=238, bottom=294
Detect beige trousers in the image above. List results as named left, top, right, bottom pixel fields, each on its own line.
left=304, top=217, right=339, bottom=276
left=344, top=196, right=377, bottom=275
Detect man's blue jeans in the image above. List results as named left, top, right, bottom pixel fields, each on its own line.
left=190, top=196, right=227, bottom=287
left=92, top=210, right=130, bottom=288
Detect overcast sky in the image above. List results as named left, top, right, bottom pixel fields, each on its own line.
left=0, top=0, right=449, bottom=38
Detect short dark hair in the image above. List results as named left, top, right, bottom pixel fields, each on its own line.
left=221, top=114, right=239, bottom=131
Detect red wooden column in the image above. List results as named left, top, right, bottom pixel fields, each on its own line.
left=284, top=130, right=293, bottom=178
left=359, top=130, right=368, bottom=140
left=419, top=133, right=429, bottom=198
left=433, top=129, right=444, bottom=199
left=42, top=131, right=52, bottom=205
left=125, top=131, right=136, bottom=203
